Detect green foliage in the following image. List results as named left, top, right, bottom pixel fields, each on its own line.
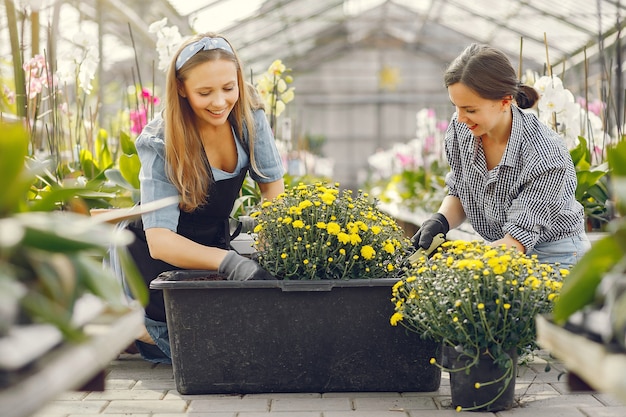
left=570, top=136, right=611, bottom=227
left=105, top=131, right=141, bottom=204
left=0, top=122, right=148, bottom=341
left=366, top=162, right=448, bottom=213
left=553, top=140, right=626, bottom=323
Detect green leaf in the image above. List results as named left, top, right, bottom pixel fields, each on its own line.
left=105, top=168, right=134, bottom=190
left=552, top=236, right=623, bottom=324
left=0, top=123, right=31, bottom=216
left=26, top=251, right=78, bottom=309
left=116, top=247, right=149, bottom=306
left=608, top=140, right=626, bottom=176
left=71, top=254, right=127, bottom=310
left=120, top=131, right=137, bottom=155
left=17, top=211, right=133, bottom=253
left=20, top=291, right=86, bottom=342
left=570, top=136, right=590, bottom=167
left=119, top=153, right=141, bottom=190
left=96, top=129, right=113, bottom=171
left=79, top=149, right=100, bottom=180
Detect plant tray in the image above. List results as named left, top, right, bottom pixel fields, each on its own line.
left=151, top=270, right=442, bottom=394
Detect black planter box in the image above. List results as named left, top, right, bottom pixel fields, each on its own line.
left=151, top=270, right=442, bottom=395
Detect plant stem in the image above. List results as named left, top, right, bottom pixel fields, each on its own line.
left=5, top=0, right=26, bottom=119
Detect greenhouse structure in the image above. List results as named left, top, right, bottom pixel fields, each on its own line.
left=1, top=1, right=626, bottom=416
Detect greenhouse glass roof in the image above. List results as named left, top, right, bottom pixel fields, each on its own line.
left=170, top=0, right=626, bottom=75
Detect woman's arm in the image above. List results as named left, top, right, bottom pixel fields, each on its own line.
left=145, top=228, right=229, bottom=269
left=438, top=195, right=466, bottom=229
left=259, top=178, right=284, bottom=201
left=491, top=234, right=526, bottom=253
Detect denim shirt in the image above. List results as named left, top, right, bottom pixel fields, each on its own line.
left=136, top=109, right=284, bottom=231
left=444, top=105, right=584, bottom=252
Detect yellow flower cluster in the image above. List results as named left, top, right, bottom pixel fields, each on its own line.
left=251, top=182, right=411, bottom=280
left=390, top=240, right=567, bottom=354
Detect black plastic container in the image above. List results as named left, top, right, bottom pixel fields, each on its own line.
left=151, top=270, right=442, bottom=394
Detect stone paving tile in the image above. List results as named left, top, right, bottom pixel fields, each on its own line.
left=36, top=400, right=108, bottom=415
left=352, top=396, right=436, bottom=411
left=103, top=399, right=187, bottom=414
left=239, top=413, right=321, bottom=417
left=105, top=367, right=174, bottom=381
left=30, top=414, right=67, bottom=417
left=269, top=398, right=352, bottom=412
left=578, top=406, right=626, bottom=417
left=69, top=415, right=150, bottom=417
left=26, top=352, right=624, bottom=417
left=84, top=388, right=166, bottom=401
left=185, top=413, right=235, bottom=417
left=164, top=391, right=243, bottom=401
left=591, top=393, right=625, bottom=407
left=400, top=387, right=450, bottom=397
left=408, top=411, right=495, bottom=417
left=321, top=392, right=400, bottom=398
left=515, top=381, right=561, bottom=396
left=496, top=406, right=587, bottom=416
left=157, top=414, right=219, bottom=417
left=134, top=380, right=177, bottom=391
left=55, top=391, right=89, bottom=401
left=324, top=412, right=409, bottom=417
left=187, top=398, right=270, bottom=413
left=518, top=393, right=605, bottom=408
left=247, top=392, right=322, bottom=399
left=104, top=379, right=136, bottom=390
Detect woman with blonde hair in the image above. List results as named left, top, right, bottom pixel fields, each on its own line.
left=125, top=33, right=285, bottom=362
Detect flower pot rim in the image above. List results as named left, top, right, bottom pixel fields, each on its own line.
left=150, top=270, right=402, bottom=291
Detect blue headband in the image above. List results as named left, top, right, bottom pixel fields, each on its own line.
left=175, top=37, right=234, bottom=70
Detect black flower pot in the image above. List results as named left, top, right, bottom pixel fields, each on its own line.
left=443, top=345, right=517, bottom=412
left=151, top=270, right=442, bottom=394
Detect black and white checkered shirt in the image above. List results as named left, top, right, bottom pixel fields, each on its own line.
left=444, top=105, right=585, bottom=252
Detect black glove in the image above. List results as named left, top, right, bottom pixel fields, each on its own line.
left=218, top=250, right=276, bottom=281
left=411, top=213, right=449, bottom=250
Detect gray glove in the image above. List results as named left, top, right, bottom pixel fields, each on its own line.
left=411, top=213, right=449, bottom=250
left=218, top=250, right=276, bottom=281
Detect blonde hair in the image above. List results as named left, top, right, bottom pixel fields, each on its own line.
left=164, top=32, right=262, bottom=212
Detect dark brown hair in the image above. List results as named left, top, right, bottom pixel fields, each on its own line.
left=444, top=43, right=539, bottom=109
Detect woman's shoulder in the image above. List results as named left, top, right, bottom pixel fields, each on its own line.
left=136, top=115, right=166, bottom=151
left=515, top=108, right=571, bottom=167
left=517, top=108, right=565, bottom=148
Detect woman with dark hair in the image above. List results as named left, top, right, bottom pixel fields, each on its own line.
left=125, top=33, right=285, bottom=362
left=412, top=43, right=589, bottom=266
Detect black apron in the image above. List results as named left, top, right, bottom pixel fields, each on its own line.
left=126, top=169, right=247, bottom=322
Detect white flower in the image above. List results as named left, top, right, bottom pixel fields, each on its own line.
left=534, top=75, right=563, bottom=95
left=78, top=48, right=99, bottom=95
left=538, top=83, right=568, bottom=114
left=148, top=18, right=168, bottom=33
left=149, top=19, right=182, bottom=72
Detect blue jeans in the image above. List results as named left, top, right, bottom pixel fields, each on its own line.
left=526, top=233, right=591, bottom=268
left=135, top=316, right=172, bottom=364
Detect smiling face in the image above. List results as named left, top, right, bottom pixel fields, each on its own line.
left=448, top=82, right=510, bottom=139
left=178, top=58, right=239, bottom=128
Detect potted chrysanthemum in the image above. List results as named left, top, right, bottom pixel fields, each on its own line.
left=151, top=182, right=441, bottom=395
left=252, top=182, right=408, bottom=280
left=391, top=240, right=567, bottom=412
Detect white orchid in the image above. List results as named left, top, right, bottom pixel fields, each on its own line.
left=149, top=18, right=182, bottom=72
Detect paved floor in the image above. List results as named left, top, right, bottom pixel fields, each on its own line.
left=33, top=350, right=626, bottom=417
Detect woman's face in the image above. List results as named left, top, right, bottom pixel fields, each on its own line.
left=448, top=82, right=509, bottom=138
left=179, top=58, right=239, bottom=128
